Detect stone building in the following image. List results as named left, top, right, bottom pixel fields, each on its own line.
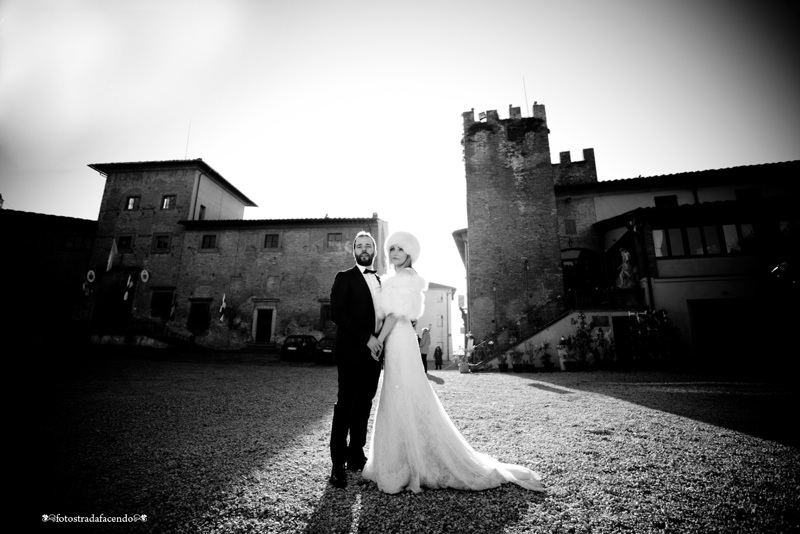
left=5, top=158, right=464, bottom=353
left=0, top=208, right=97, bottom=347
left=455, top=103, right=798, bottom=369
left=82, top=159, right=390, bottom=349
left=416, top=282, right=457, bottom=361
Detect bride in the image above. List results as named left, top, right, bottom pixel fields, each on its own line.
left=361, top=231, right=544, bottom=494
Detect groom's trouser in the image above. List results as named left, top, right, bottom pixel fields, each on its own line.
left=330, top=358, right=382, bottom=466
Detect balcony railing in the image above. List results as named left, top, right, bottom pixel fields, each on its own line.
left=469, top=296, right=569, bottom=365
left=469, top=287, right=644, bottom=367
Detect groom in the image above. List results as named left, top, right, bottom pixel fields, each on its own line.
left=328, top=231, right=383, bottom=488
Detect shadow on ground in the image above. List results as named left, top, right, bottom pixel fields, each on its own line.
left=34, top=343, right=336, bottom=533
left=520, top=370, right=800, bottom=447
left=303, top=473, right=541, bottom=534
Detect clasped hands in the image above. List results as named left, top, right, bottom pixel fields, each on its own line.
left=367, top=336, right=383, bottom=361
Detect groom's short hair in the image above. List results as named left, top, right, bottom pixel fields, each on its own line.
left=353, top=231, right=376, bottom=250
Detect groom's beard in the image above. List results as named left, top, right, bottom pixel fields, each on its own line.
left=355, top=252, right=374, bottom=267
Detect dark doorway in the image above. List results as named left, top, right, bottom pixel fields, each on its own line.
left=612, top=315, right=633, bottom=365
left=92, top=269, right=137, bottom=333
left=255, top=309, right=273, bottom=342
left=689, top=298, right=759, bottom=369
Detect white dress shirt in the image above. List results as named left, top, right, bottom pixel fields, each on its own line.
left=361, top=267, right=382, bottom=334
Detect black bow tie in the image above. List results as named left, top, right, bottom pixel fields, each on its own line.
left=364, top=269, right=377, bottom=274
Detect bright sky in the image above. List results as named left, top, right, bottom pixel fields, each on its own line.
left=2, top=0, right=799, bottom=337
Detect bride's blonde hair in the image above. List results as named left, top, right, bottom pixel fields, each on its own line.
left=387, top=253, right=413, bottom=275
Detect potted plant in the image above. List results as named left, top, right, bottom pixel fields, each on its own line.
left=569, top=312, right=594, bottom=370
left=594, top=328, right=614, bottom=370
left=557, top=336, right=572, bottom=371
left=536, top=341, right=553, bottom=372
left=509, top=349, right=525, bottom=373
left=523, top=344, right=537, bottom=373
left=455, top=351, right=471, bottom=374
left=496, top=351, right=509, bottom=372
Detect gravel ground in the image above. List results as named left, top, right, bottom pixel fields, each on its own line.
left=36, top=348, right=800, bottom=533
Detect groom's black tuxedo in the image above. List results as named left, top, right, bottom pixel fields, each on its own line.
left=329, top=265, right=382, bottom=471
left=331, top=265, right=379, bottom=364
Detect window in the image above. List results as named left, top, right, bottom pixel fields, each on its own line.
left=739, top=223, right=755, bottom=252
left=264, top=233, right=280, bottom=249
left=124, top=196, right=140, bottom=211
left=686, top=227, right=704, bottom=256
left=437, top=315, right=443, bottom=327
left=653, top=223, right=755, bottom=257
left=117, top=235, right=134, bottom=252
left=654, top=195, right=678, bottom=208
left=735, top=188, right=761, bottom=202
left=161, top=195, right=177, bottom=210
left=703, top=226, right=722, bottom=255
left=65, top=235, right=91, bottom=251
left=198, top=205, right=206, bottom=220
left=667, top=228, right=685, bottom=256
left=150, top=290, right=174, bottom=321
left=653, top=229, right=667, bottom=257
left=564, top=219, right=577, bottom=235
left=187, top=299, right=211, bottom=332
left=201, top=234, right=217, bottom=249
left=326, top=233, right=343, bottom=249
left=726, top=224, right=756, bottom=254
left=152, top=233, right=171, bottom=252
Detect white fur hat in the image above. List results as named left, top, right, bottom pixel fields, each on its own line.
left=386, top=231, right=421, bottom=264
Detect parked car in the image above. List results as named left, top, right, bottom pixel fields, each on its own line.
left=280, top=335, right=318, bottom=360
left=315, top=336, right=336, bottom=364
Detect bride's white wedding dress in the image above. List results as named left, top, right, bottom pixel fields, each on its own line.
left=362, top=268, right=544, bottom=494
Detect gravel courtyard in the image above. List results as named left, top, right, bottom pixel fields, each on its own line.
left=37, top=348, right=799, bottom=533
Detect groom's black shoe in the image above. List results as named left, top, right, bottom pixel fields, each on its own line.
left=346, top=457, right=367, bottom=472
left=329, top=464, right=347, bottom=488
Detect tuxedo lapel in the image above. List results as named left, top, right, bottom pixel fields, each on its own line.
left=350, top=265, right=377, bottom=320
left=350, top=265, right=371, bottom=298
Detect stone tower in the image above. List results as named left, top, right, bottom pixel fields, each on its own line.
left=462, top=104, right=565, bottom=343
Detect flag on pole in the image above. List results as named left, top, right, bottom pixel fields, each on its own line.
left=106, top=239, right=118, bottom=272
left=123, top=275, right=134, bottom=301
left=219, top=293, right=227, bottom=322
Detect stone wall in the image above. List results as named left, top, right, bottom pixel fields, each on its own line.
left=462, top=105, right=565, bottom=343
left=173, top=222, right=388, bottom=348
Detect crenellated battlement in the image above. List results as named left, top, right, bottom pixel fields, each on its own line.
left=558, top=148, right=595, bottom=165
left=462, top=102, right=548, bottom=128
left=463, top=102, right=596, bottom=186
left=554, top=148, right=598, bottom=186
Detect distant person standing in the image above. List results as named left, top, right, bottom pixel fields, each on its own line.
left=433, top=345, right=443, bottom=370
left=419, top=326, right=431, bottom=372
